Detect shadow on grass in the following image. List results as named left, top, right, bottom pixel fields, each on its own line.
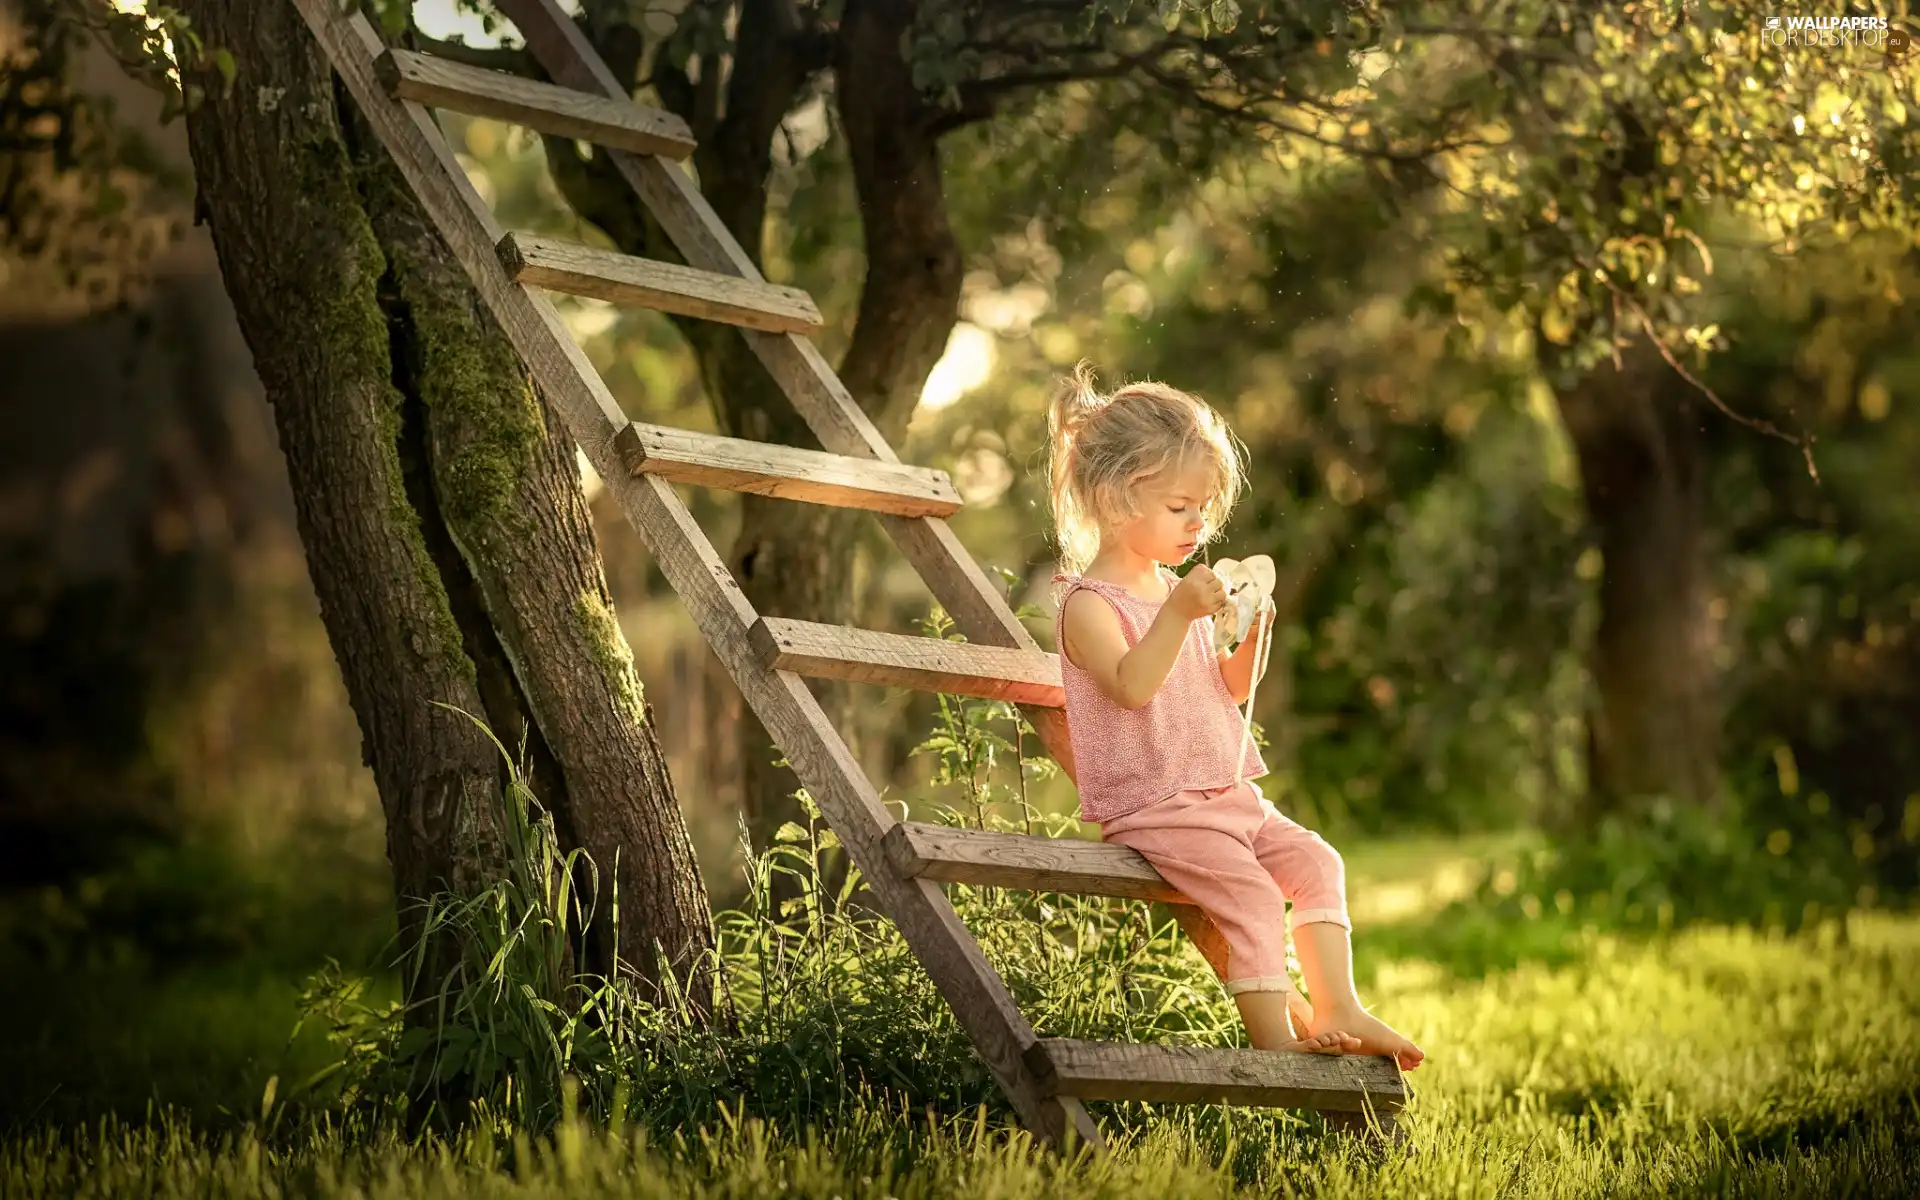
left=1530, top=1073, right=1920, bottom=1150
left=1722, top=1088, right=1920, bottom=1160
left=0, top=826, right=394, bottom=1132
left=0, top=959, right=370, bottom=1131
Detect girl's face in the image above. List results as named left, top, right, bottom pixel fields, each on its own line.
left=1111, top=456, right=1215, bottom=567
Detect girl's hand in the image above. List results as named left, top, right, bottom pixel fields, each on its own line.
left=1167, top=564, right=1229, bottom=623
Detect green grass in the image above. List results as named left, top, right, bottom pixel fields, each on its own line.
left=5, top=831, right=1917, bottom=1196
left=0, top=819, right=393, bottom=1131
left=4, top=682, right=1913, bottom=1198
left=0, top=963, right=356, bottom=1129
left=5, top=1096, right=1915, bottom=1200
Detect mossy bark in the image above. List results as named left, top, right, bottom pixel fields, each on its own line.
left=355, top=109, right=716, bottom=1001
left=176, top=0, right=716, bottom=1011
left=174, top=0, right=507, bottom=953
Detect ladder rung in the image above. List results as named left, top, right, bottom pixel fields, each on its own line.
left=300, top=0, right=1102, bottom=1154
left=1026, top=1039, right=1406, bottom=1111
left=500, top=232, right=823, bottom=334
left=376, top=49, right=696, bottom=160
left=614, top=423, right=961, bottom=517
left=884, top=822, right=1183, bottom=902
left=749, top=618, right=1064, bottom=706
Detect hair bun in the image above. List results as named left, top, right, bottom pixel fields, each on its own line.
left=1048, top=360, right=1107, bottom=440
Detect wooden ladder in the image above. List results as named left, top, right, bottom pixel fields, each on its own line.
left=293, top=0, right=1405, bottom=1152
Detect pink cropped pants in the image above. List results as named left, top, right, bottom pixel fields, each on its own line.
left=1100, top=780, right=1349, bottom=996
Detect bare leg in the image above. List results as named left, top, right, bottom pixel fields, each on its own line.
left=1292, top=920, right=1425, bottom=1071
left=1234, top=990, right=1360, bottom=1054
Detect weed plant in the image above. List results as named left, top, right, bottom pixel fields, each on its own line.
left=288, top=685, right=1263, bottom=1144
left=7, top=615, right=1918, bottom=1195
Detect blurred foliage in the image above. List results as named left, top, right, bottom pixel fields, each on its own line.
left=0, top=0, right=188, bottom=312
left=1406, top=3, right=1917, bottom=382
left=213, top=2, right=1919, bottom=861
left=0, top=811, right=392, bottom=1129
left=1699, top=236, right=1920, bottom=895
left=0, top=812, right=391, bottom=977
left=25, top=0, right=1915, bottom=956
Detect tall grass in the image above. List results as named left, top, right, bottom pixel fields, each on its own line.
left=225, top=687, right=1918, bottom=1192
left=7, top=908, right=1920, bottom=1196
left=287, top=692, right=1266, bottom=1141
left=9, top=671, right=1918, bottom=1195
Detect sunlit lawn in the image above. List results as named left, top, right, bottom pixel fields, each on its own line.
left=5, top=834, right=1916, bottom=1197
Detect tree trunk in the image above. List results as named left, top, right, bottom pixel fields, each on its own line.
left=175, top=0, right=506, bottom=935
left=175, top=0, right=717, bottom=1009
left=710, top=0, right=972, bottom=848
left=349, top=111, right=718, bottom=1004
left=720, top=0, right=968, bottom=851
left=549, top=0, right=926, bottom=855
left=834, top=0, right=967, bottom=445
left=1553, top=349, right=1721, bottom=821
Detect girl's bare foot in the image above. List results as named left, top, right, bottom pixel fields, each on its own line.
left=1310, top=1006, right=1424, bottom=1070
left=1282, top=1030, right=1362, bottom=1055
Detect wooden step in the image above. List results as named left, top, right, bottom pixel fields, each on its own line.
left=500, top=232, right=823, bottom=333
left=375, top=49, right=696, bottom=160
left=613, top=423, right=961, bottom=517
left=883, top=822, right=1184, bottom=903
left=749, top=618, right=1064, bottom=706
left=1026, top=1039, right=1406, bottom=1111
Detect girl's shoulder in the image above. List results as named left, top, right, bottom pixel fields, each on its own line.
left=1052, top=573, right=1109, bottom=614
left=1052, top=573, right=1155, bottom=602
left=1059, top=564, right=1175, bottom=595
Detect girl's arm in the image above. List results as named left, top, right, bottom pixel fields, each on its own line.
left=1061, top=591, right=1195, bottom=709
left=1218, top=605, right=1277, bottom=705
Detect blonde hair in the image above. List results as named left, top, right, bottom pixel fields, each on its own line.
left=1045, top=362, right=1246, bottom=574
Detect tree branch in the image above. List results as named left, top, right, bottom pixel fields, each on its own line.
left=1596, top=267, right=1822, bottom=481
left=834, top=0, right=966, bottom=441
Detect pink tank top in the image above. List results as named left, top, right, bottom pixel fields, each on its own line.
left=1052, top=570, right=1267, bottom=823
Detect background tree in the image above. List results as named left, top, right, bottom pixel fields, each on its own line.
left=1406, top=2, right=1917, bottom=815
left=417, top=0, right=1483, bottom=848
left=416, top=0, right=1914, bottom=842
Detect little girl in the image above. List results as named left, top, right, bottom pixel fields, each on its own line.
left=1047, top=364, right=1423, bottom=1070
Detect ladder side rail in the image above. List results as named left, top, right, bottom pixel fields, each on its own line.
left=288, top=0, right=1100, bottom=1153
left=609, top=477, right=1105, bottom=1151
